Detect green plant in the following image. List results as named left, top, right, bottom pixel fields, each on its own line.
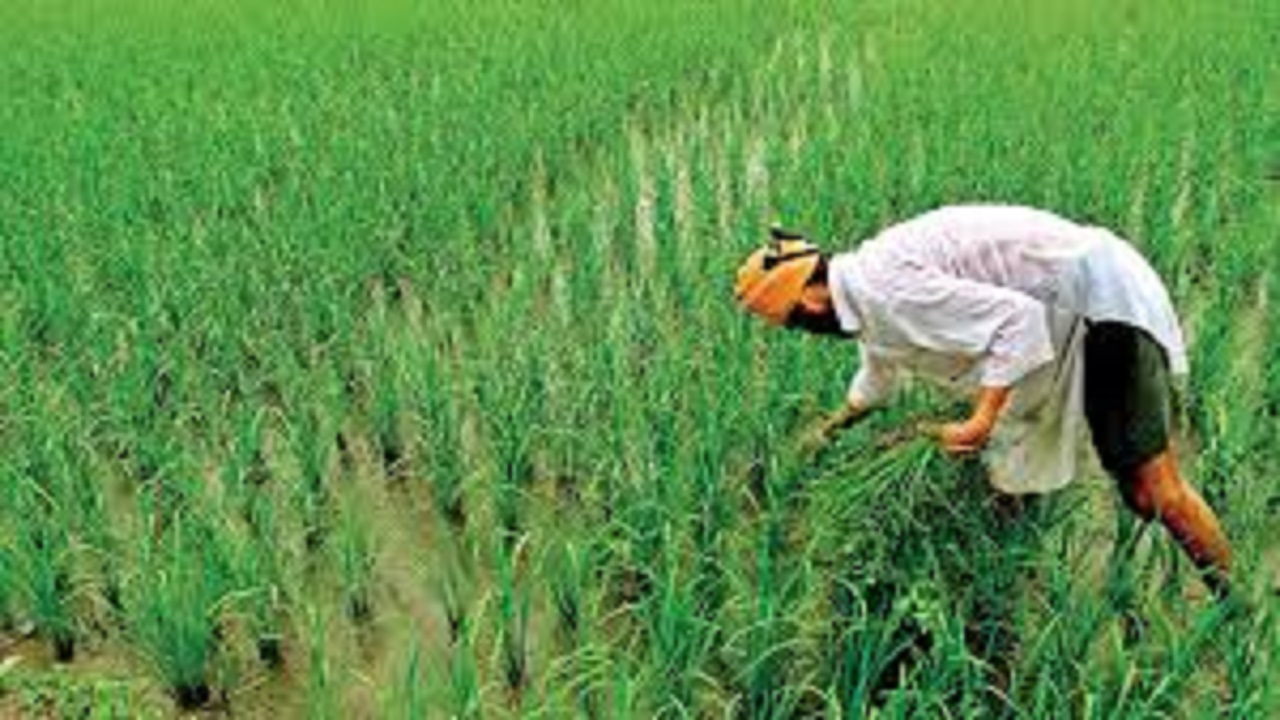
left=125, top=507, right=234, bottom=710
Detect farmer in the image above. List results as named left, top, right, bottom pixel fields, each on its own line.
left=734, top=205, right=1232, bottom=596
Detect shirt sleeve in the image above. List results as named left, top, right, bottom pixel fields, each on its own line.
left=847, top=343, right=897, bottom=408
left=886, top=269, right=1054, bottom=387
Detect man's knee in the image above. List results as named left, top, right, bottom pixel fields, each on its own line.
left=1117, top=453, right=1182, bottom=520
left=1119, top=472, right=1156, bottom=519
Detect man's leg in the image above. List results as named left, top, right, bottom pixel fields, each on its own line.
left=1084, top=322, right=1233, bottom=598
left=1119, top=447, right=1232, bottom=597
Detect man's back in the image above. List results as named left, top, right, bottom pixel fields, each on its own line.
left=852, top=204, right=1100, bottom=302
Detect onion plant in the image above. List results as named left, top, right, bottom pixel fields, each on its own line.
left=334, top=499, right=376, bottom=624
left=125, top=506, right=235, bottom=710
left=5, top=470, right=77, bottom=662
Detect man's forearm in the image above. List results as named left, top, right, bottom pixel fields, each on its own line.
left=797, top=399, right=871, bottom=457
left=830, top=399, right=872, bottom=431
left=969, top=385, right=1012, bottom=430
left=810, top=400, right=871, bottom=446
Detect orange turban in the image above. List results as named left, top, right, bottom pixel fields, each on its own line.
left=734, top=238, right=822, bottom=325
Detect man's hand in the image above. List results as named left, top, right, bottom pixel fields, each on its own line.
left=927, top=385, right=1011, bottom=457
left=935, top=417, right=995, bottom=455
left=797, top=401, right=869, bottom=456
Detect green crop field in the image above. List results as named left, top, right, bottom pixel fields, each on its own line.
left=1, top=0, right=1277, bottom=717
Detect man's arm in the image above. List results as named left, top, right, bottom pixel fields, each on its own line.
left=806, top=343, right=896, bottom=446
left=871, top=268, right=1052, bottom=456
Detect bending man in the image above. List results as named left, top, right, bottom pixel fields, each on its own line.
left=734, top=205, right=1231, bottom=595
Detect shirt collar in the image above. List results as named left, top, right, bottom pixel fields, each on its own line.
left=827, top=251, right=864, bottom=336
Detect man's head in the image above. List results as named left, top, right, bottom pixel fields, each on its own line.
left=734, top=228, right=850, bottom=338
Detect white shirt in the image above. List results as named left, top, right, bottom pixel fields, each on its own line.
left=828, top=205, right=1187, bottom=494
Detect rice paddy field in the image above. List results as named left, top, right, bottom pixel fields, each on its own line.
left=1, top=0, right=1278, bottom=717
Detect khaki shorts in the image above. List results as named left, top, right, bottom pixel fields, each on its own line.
left=1083, top=321, right=1173, bottom=477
